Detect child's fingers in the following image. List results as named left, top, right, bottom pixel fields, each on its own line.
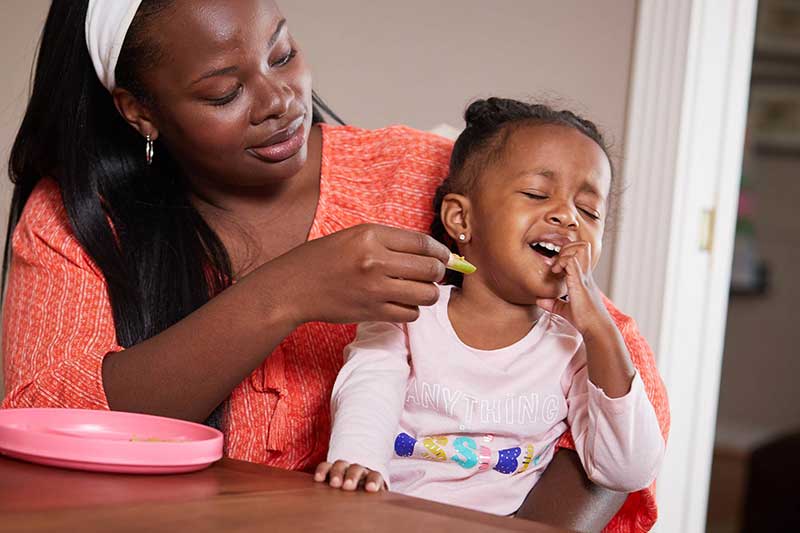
left=342, top=464, right=368, bottom=491
left=328, top=460, right=350, bottom=488
left=553, top=242, right=591, bottom=275
left=552, top=253, right=574, bottom=275
left=365, top=471, right=385, bottom=492
left=564, top=256, right=587, bottom=290
left=314, top=462, right=333, bottom=483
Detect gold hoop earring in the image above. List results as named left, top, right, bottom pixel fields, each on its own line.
left=145, top=134, right=154, bottom=165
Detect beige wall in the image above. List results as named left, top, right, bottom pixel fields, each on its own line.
left=0, top=0, right=49, bottom=395
left=0, top=1, right=638, bottom=394
left=282, top=0, right=637, bottom=291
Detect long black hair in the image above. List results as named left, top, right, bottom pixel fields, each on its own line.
left=431, top=97, right=616, bottom=286
left=4, top=0, right=343, bottom=349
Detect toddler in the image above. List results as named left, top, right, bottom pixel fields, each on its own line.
left=314, top=98, right=665, bottom=516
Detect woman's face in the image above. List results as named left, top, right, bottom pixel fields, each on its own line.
left=465, top=124, right=611, bottom=303
left=135, top=0, right=313, bottom=189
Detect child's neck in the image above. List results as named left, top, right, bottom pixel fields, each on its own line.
left=447, top=279, right=543, bottom=351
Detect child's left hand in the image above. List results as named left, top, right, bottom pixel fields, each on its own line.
left=536, top=241, right=613, bottom=341
left=314, top=460, right=385, bottom=493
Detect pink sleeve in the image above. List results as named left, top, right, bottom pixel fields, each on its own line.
left=326, top=321, right=410, bottom=484
left=2, top=180, right=122, bottom=410
left=565, top=361, right=665, bottom=493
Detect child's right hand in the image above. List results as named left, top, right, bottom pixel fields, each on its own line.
left=314, top=460, right=385, bottom=493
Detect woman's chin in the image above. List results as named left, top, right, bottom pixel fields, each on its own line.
left=241, top=145, right=308, bottom=184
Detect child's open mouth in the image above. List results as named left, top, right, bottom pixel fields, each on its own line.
left=530, top=242, right=561, bottom=259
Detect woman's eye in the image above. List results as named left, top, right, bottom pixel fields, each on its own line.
left=208, top=86, right=242, bottom=106
left=272, top=49, right=297, bottom=68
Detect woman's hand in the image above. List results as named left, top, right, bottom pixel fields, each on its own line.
left=536, top=241, right=612, bottom=341
left=314, top=460, right=385, bottom=493
left=268, top=224, right=451, bottom=326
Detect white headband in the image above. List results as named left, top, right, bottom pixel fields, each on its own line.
left=85, top=0, right=144, bottom=91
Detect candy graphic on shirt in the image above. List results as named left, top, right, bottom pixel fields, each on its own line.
left=494, top=446, right=522, bottom=474
left=478, top=445, right=492, bottom=471
left=452, top=437, right=478, bottom=469
left=421, top=436, right=449, bottom=461
left=394, top=432, right=417, bottom=457
left=533, top=442, right=554, bottom=466
left=518, top=444, right=535, bottom=473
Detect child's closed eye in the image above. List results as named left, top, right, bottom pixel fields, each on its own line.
left=522, top=192, right=548, bottom=200
left=579, top=208, right=601, bottom=220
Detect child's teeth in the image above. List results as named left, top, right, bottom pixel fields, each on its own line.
left=554, top=245, right=561, bottom=253
left=544, top=243, right=555, bottom=251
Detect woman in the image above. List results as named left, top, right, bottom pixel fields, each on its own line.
left=2, top=1, right=668, bottom=531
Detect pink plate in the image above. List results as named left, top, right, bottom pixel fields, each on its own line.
left=0, top=408, right=223, bottom=474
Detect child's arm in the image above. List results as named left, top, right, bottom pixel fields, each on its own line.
left=316, top=321, right=411, bottom=491
left=564, top=348, right=665, bottom=493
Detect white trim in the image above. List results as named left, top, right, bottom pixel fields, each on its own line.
left=612, top=1, right=757, bottom=532
left=610, top=0, right=693, bottom=349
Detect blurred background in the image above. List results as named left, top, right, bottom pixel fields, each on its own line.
left=706, top=1, right=800, bottom=532
left=0, top=1, right=797, bottom=532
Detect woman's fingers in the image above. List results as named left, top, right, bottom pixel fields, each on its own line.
left=382, top=278, right=440, bottom=308
left=376, top=226, right=452, bottom=265
left=383, top=251, right=447, bottom=283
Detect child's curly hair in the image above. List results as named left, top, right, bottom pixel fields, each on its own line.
left=431, top=97, right=617, bottom=286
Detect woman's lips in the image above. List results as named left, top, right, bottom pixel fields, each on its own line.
left=247, top=120, right=306, bottom=163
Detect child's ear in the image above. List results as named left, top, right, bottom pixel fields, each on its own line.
left=441, top=193, right=472, bottom=243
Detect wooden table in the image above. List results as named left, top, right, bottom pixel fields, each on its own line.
left=0, top=456, right=570, bottom=532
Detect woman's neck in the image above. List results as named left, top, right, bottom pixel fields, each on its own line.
left=190, top=124, right=323, bottom=276
left=447, top=278, right=543, bottom=351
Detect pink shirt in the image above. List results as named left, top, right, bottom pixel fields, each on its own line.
left=327, top=285, right=664, bottom=515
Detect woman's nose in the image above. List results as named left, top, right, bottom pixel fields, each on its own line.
left=249, top=76, right=292, bottom=125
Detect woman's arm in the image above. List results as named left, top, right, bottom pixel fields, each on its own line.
left=2, top=184, right=449, bottom=422
left=516, top=448, right=626, bottom=532
left=101, top=225, right=450, bottom=422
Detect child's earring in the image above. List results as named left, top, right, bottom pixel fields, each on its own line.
left=458, top=234, right=467, bottom=242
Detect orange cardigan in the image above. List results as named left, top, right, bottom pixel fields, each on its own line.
left=2, top=124, right=669, bottom=531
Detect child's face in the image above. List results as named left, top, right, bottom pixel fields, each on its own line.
left=466, top=124, right=611, bottom=303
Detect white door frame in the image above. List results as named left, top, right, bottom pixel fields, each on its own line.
left=610, top=1, right=757, bottom=531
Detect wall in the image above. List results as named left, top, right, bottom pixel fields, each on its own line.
left=715, top=154, right=800, bottom=450
left=0, top=1, right=639, bottom=394
left=0, top=0, right=50, bottom=395
left=281, top=0, right=638, bottom=293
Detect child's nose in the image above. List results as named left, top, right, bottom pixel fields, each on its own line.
left=546, top=207, right=579, bottom=229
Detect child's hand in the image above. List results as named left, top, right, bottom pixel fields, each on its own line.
left=314, top=460, right=385, bottom=493
left=537, top=241, right=612, bottom=341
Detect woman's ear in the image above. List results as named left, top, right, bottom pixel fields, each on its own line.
left=112, top=87, right=159, bottom=141
left=441, top=193, right=472, bottom=244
